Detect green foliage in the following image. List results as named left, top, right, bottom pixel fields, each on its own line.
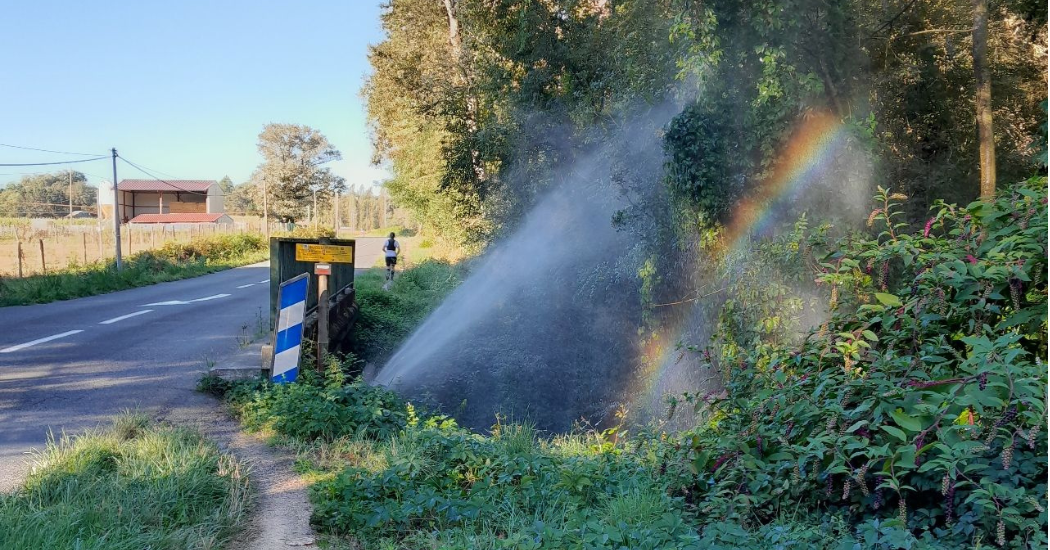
left=351, top=260, right=463, bottom=363
left=223, top=359, right=408, bottom=442
left=252, top=123, right=345, bottom=223
left=311, top=419, right=701, bottom=549
left=660, top=179, right=1048, bottom=548
left=0, top=413, right=248, bottom=550
left=0, top=171, right=96, bottom=217
left=0, top=233, right=268, bottom=306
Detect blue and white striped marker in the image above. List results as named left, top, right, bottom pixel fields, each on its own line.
left=272, top=273, right=309, bottom=383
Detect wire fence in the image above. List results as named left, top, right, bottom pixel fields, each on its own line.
left=0, top=218, right=272, bottom=277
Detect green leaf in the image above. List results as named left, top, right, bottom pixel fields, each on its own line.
left=861, top=330, right=879, bottom=342
left=874, top=293, right=902, bottom=307
left=881, top=425, right=907, bottom=441
left=890, top=409, right=923, bottom=432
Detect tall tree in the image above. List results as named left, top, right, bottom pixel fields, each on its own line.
left=217, top=175, right=235, bottom=196
left=253, top=123, right=345, bottom=222
left=973, top=0, right=997, bottom=199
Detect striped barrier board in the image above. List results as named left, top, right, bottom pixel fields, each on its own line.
left=272, top=273, right=309, bottom=383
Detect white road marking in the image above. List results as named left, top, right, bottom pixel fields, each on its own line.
left=100, top=310, right=153, bottom=325
left=144, top=300, right=185, bottom=306
left=190, top=293, right=230, bottom=302
left=145, top=293, right=231, bottom=306
left=258, top=279, right=270, bottom=284
left=1, top=330, right=84, bottom=353
left=237, top=283, right=255, bottom=289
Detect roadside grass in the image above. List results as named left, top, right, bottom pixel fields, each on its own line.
left=0, top=413, right=250, bottom=550
left=207, top=361, right=702, bottom=550
left=0, top=233, right=268, bottom=306
left=351, top=259, right=463, bottom=363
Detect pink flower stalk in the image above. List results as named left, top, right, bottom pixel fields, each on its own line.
left=923, top=218, right=934, bottom=238
left=966, top=254, right=978, bottom=265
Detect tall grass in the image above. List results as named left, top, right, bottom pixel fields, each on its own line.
left=0, top=413, right=250, bottom=550
left=0, top=233, right=268, bottom=306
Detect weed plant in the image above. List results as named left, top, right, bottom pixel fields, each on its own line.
left=0, top=413, right=249, bottom=550
left=0, top=233, right=268, bottom=306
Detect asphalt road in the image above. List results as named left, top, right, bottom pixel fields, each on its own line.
left=0, top=237, right=386, bottom=492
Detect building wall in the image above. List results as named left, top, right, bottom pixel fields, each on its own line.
left=207, top=184, right=224, bottom=214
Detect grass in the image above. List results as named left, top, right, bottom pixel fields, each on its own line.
left=207, top=361, right=700, bottom=550
left=0, top=413, right=250, bottom=550
left=0, top=233, right=268, bottom=306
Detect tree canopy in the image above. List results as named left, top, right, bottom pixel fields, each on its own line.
left=252, top=123, right=346, bottom=222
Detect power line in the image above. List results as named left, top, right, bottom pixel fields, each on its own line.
left=0, top=156, right=109, bottom=167
left=117, top=155, right=221, bottom=196
left=0, top=143, right=105, bottom=157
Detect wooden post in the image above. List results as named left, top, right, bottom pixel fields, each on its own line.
left=127, top=224, right=132, bottom=255
left=317, top=272, right=329, bottom=372
left=16, top=241, right=23, bottom=278
left=82, top=233, right=88, bottom=264
left=151, top=226, right=156, bottom=249
left=39, top=239, right=46, bottom=273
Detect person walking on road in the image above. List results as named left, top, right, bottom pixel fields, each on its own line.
left=384, top=232, right=401, bottom=282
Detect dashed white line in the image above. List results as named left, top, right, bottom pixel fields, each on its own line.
left=1, top=330, right=84, bottom=353
left=100, top=310, right=153, bottom=325
left=258, top=279, right=270, bottom=284
left=237, top=283, right=256, bottom=289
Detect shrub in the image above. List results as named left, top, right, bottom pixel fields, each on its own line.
left=660, top=178, right=1048, bottom=548
left=223, top=359, right=408, bottom=442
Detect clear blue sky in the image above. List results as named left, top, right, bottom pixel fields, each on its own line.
left=0, top=1, right=390, bottom=190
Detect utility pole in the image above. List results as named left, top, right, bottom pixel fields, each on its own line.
left=333, top=190, right=340, bottom=232
left=381, top=188, right=387, bottom=227
left=111, top=148, right=123, bottom=270
left=68, top=170, right=73, bottom=216
left=262, top=177, right=269, bottom=240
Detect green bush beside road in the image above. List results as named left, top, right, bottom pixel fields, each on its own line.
left=0, top=233, right=268, bottom=306
left=0, top=414, right=249, bottom=550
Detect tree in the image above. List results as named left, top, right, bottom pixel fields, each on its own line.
left=0, top=171, right=96, bottom=217
left=973, top=0, right=997, bottom=199
left=217, top=175, right=235, bottom=196
left=225, top=181, right=260, bottom=215
left=254, top=123, right=345, bottom=223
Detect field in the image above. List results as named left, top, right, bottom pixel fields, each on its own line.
left=0, top=217, right=268, bottom=277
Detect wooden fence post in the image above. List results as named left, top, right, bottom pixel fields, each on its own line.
left=82, top=233, right=88, bottom=264
left=39, top=239, right=46, bottom=273
left=17, top=241, right=23, bottom=278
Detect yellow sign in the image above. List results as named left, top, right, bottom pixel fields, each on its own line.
left=295, top=243, right=354, bottom=264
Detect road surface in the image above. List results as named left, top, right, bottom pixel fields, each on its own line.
left=0, top=237, right=385, bottom=492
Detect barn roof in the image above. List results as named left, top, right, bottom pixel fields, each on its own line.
left=118, top=180, right=215, bottom=192
left=128, top=213, right=229, bottom=224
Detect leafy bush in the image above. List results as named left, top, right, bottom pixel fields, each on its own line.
left=0, top=233, right=268, bottom=306
left=223, top=360, right=408, bottom=442
left=659, top=178, right=1048, bottom=548
left=0, top=413, right=249, bottom=550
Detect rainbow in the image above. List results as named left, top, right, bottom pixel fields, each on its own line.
left=631, top=111, right=849, bottom=416
left=720, top=111, right=849, bottom=254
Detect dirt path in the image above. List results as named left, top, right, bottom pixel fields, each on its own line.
left=160, top=397, right=317, bottom=549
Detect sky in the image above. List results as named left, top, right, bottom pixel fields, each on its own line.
left=0, top=1, right=390, bottom=190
